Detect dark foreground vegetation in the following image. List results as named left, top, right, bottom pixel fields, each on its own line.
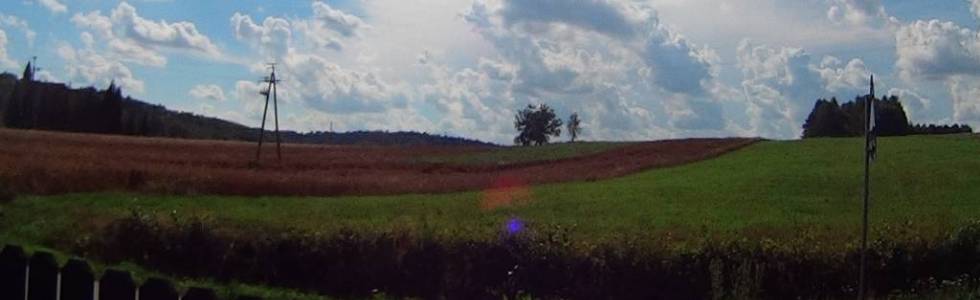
left=43, top=210, right=980, bottom=299
left=0, top=69, right=490, bottom=146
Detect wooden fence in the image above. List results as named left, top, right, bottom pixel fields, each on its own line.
left=0, top=244, right=262, bottom=300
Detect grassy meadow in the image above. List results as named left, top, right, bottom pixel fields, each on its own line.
left=2, top=134, right=980, bottom=298
left=3, top=135, right=979, bottom=244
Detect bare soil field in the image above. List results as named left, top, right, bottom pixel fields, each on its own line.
left=0, top=128, right=758, bottom=196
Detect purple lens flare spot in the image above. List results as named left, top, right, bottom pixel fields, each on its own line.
left=506, top=218, right=524, bottom=234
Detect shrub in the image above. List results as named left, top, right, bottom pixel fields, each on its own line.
left=81, top=213, right=980, bottom=299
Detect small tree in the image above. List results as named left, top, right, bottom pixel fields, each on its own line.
left=514, top=104, right=562, bottom=146
left=567, top=113, right=581, bottom=142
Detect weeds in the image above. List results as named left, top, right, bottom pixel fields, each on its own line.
left=74, top=211, right=980, bottom=299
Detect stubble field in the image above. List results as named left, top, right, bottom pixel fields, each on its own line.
left=0, top=128, right=756, bottom=196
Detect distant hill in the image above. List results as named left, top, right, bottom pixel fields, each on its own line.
left=0, top=71, right=494, bottom=147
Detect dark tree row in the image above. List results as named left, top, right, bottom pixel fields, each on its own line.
left=802, top=95, right=972, bottom=138
left=910, top=123, right=973, bottom=135
left=0, top=63, right=266, bottom=139
left=1, top=63, right=133, bottom=135
left=0, top=65, right=493, bottom=146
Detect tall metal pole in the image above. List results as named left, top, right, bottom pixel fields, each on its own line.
left=255, top=63, right=283, bottom=164
left=272, top=67, right=282, bottom=162
left=255, top=79, right=273, bottom=162
left=859, top=75, right=874, bottom=300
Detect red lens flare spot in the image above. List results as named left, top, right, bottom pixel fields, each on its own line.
left=480, top=175, right=531, bottom=211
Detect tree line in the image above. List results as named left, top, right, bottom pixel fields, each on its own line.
left=802, top=95, right=972, bottom=138
left=0, top=63, right=492, bottom=146
left=2, top=63, right=129, bottom=134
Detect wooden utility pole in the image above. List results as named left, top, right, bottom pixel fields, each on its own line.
left=255, top=63, right=282, bottom=163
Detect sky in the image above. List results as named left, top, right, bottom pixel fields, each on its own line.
left=2, top=0, right=980, bottom=144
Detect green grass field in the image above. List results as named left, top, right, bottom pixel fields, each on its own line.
left=2, top=134, right=979, bottom=249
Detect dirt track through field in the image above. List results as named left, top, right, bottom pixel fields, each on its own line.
left=0, top=129, right=758, bottom=196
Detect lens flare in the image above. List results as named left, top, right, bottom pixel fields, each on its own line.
left=506, top=218, right=524, bottom=234
left=480, top=175, right=531, bottom=211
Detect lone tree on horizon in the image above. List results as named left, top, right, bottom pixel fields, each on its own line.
left=514, top=104, right=562, bottom=146
left=567, top=112, right=581, bottom=142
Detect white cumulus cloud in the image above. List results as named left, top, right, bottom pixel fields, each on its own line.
left=887, top=87, right=932, bottom=122
left=947, top=75, right=980, bottom=124
left=195, top=0, right=960, bottom=142
left=231, top=1, right=405, bottom=120
left=895, top=20, right=980, bottom=81
left=189, top=84, right=227, bottom=102
left=310, top=1, right=366, bottom=37
left=0, top=14, right=36, bottom=45
left=71, top=2, right=221, bottom=67
left=970, top=0, right=980, bottom=20
left=459, top=0, right=733, bottom=139
left=893, top=17, right=980, bottom=128
left=736, top=39, right=871, bottom=138
left=0, top=29, right=16, bottom=69
left=231, top=1, right=367, bottom=56
left=818, top=56, right=871, bottom=93
left=37, top=0, right=67, bottom=14
left=230, top=13, right=291, bottom=59
left=283, top=53, right=404, bottom=113
left=109, top=2, right=220, bottom=56
left=56, top=43, right=144, bottom=93
left=826, top=0, right=890, bottom=27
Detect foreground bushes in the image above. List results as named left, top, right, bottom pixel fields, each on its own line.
left=75, top=210, right=980, bottom=299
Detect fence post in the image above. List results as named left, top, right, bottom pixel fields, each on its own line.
left=183, top=287, right=218, bottom=300
left=27, top=251, right=58, bottom=300
left=138, top=277, right=179, bottom=300
left=0, top=245, right=29, bottom=299
left=99, top=269, right=136, bottom=300
left=60, top=258, right=95, bottom=300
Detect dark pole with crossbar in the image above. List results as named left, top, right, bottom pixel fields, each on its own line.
left=859, top=74, right=874, bottom=300
left=271, top=67, right=281, bottom=162
left=255, top=76, right=273, bottom=162
left=255, top=63, right=282, bottom=163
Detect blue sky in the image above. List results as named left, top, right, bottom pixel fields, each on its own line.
left=3, top=0, right=980, bottom=143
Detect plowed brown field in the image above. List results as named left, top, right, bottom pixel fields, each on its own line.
left=0, top=128, right=758, bottom=196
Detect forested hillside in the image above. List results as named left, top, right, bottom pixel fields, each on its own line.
left=0, top=68, right=492, bottom=147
